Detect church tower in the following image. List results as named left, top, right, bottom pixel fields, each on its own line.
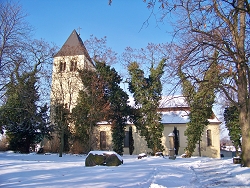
left=50, top=30, right=94, bottom=113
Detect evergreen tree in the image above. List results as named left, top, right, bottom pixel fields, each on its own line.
left=224, top=106, right=241, bottom=156
left=0, top=66, right=52, bottom=153
left=128, top=59, right=165, bottom=155
left=129, top=126, right=134, bottom=155
left=72, top=61, right=130, bottom=155
left=35, top=104, right=53, bottom=146
left=96, top=62, right=130, bottom=155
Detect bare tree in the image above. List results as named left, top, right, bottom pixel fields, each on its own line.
left=26, top=39, right=57, bottom=104
left=0, top=1, right=31, bottom=100
left=142, top=0, right=250, bottom=166
left=0, top=38, right=56, bottom=135
left=121, top=43, right=176, bottom=95
left=84, top=35, right=118, bottom=65
left=0, top=1, right=56, bottom=142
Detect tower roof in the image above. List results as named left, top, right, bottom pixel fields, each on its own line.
left=54, top=30, right=92, bottom=62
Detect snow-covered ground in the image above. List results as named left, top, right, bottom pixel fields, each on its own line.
left=0, top=151, right=250, bottom=188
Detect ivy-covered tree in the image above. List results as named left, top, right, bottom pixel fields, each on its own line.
left=72, top=67, right=109, bottom=153
left=71, top=92, right=95, bottom=152
left=184, top=98, right=214, bottom=157
left=128, top=59, right=165, bottom=155
left=178, top=51, right=220, bottom=157
left=224, top=106, right=241, bottom=156
left=0, top=64, right=52, bottom=153
left=129, top=126, right=134, bottom=155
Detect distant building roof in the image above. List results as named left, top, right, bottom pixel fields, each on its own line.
left=54, top=30, right=92, bottom=63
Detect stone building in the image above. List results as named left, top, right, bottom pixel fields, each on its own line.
left=48, top=30, right=221, bottom=158
left=98, top=96, right=221, bottom=158
left=46, top=30, right=94, bottom=152
left=50, top=29, right=94, bottom=113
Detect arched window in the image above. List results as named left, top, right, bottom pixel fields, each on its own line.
left=207, top=129, right=212, bottom=146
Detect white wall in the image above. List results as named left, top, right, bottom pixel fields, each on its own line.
left=123, top=123, right=221, bottom=158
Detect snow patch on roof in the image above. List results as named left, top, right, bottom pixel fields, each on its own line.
left=161, top=110, right=189, bottom=124
left=161, top=110, right=221, bottom=124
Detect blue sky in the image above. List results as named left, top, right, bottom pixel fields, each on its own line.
left=10, top=0, right=226, bottom=136
left=15, top=0, right=173, bottom=55
left=13, top=1, right=177, bottom=94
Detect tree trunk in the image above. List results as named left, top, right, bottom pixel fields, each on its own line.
left=236, top=0, right=249, bottom=167
left=237, top=62, right=250, bottom=167
left=239, top=108, right=250, bottom=167
left=198, top=140, right=201, bottom=157
left=59, top=128, right=64, bottom=157
left=24, top=137, right=31, bottom=153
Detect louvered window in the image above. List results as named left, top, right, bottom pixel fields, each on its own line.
left=70, top=61, right=77, bottom=71
left=59, top=61, right=66, bottom=72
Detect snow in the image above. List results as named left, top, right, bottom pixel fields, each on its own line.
left=0, top=151, right=250, bottom=188
left=128, top=96, right=221, bottom=125
left=168, top=132, right=175, bottom=137
left=222, top=146, right=241, bottom=152
left=138, top=153, right=147, bottom=156
left=161, top=111, right=189, bottom=124
left=87, top=150, right=123, bottom=162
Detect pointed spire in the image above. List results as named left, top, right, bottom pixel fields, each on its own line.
left=54, top=30, right=92, bottom=62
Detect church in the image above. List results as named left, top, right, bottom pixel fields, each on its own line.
left=49, top=30, right=221, bottom=158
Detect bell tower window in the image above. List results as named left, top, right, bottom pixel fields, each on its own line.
left=70, top=60, right=77, bottom=71
left=59, top=61, right=66, bottom=72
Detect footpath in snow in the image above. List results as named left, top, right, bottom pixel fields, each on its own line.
left=0, top=151, right=250, bottom=188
